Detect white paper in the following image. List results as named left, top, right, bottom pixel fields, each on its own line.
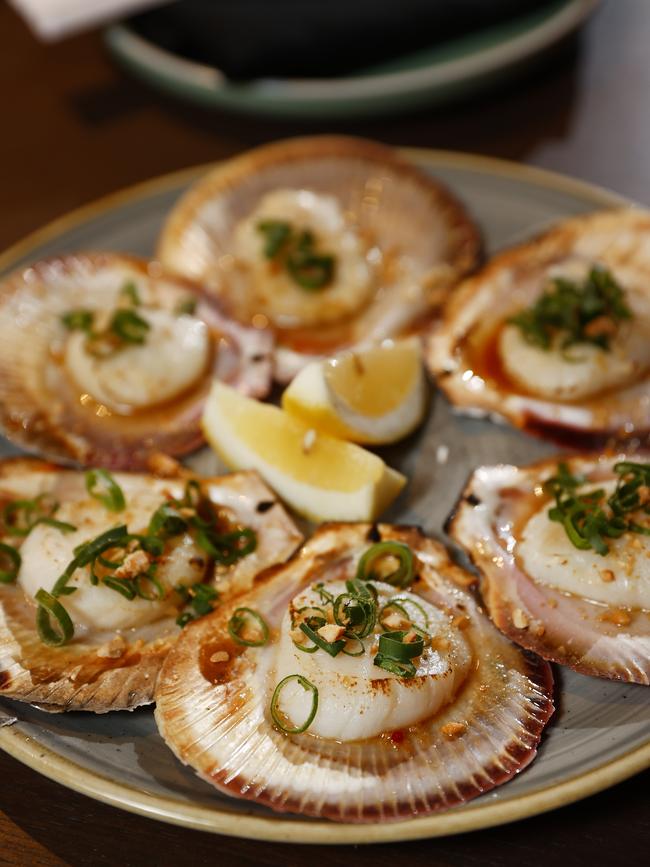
left=10, top=0, right=170, bottom=41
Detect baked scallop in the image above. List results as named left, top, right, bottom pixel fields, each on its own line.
left=0, top=457, right=302, bottom=712
left=427, top=209, right=650, bottom=444
left=155, top=523, right=553, bottom=822
left=447, top=453, right=650, bottom=684
left=157, top=136, right=481, bottom=382
left=0, top=252, right=274, bottom=469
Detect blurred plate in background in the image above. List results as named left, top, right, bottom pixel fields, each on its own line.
left=104, top=0, right=598, bottom=119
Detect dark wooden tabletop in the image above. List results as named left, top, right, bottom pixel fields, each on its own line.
left=0, top=0, right=649, bottom=864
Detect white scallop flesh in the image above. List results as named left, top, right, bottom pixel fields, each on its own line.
left=18, top=492, right=206, bottom=634
left=498, top=269, right=650, bottom=401
left=268, top=580, right=472, bottom=741
left=518, top=480, right=650, bottom=609
left=64, top=308, right=210, bottom=413
left=232, top=189, right=373, bottom=329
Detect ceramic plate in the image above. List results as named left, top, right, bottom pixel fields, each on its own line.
left=0, top=151, right=647, bottom=844
left=104, top=0, right=598, bottom=119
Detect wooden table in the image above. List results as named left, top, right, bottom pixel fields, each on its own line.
left=0, top=1, right=648, bottom=863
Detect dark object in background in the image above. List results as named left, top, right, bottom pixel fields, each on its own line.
left=129, top=0, right=557, bottom=79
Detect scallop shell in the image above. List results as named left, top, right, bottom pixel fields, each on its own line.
left=426, top=209, right=650, bottom=445
left=0, top=458, right=302, bottom=712
left=157, top=136, right=481, bottom=382
left=155, top=523, right=553, bottom=822
left=447, top=454, right=650, bottom=684
left=0, top=252, right=274, bottom=469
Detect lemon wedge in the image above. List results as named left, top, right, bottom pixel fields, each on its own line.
left=281, top=338, right=427, bottom=444
left=202, top=382, right=406, bottom=521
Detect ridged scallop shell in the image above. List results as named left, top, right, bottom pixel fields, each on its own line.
left=447, top=454, right=650, bottom=684
left=0, top=458, right=302, bottom=712
left=0, top=252, right=274, bottom=469
left=157, top=136, right=481, bottom=382
left=426, top=209, right=650, bottom=445
left=155, top=523, right=553, bottom=822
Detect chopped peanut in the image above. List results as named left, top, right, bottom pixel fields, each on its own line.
left=382, top=611, right=411, bottom=631
left=209, top=651, right=230, bottom=664
left=96, top=635, right=127, bottom=659
left=600, top=569, right=615, bottom=583
left=512, top=608, right=529, bottom=629
left=113, top=549, right=151, bottom=580
left=317, top=623, right=346, bottom=643
left=147, top=452, right=183, bottom=478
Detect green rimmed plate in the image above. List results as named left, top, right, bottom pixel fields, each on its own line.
left=104, top=0, right=598, bottom=119
left=0, top=150, right=647, bottom=843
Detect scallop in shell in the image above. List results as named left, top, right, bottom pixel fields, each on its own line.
left=0, top=252, right=274, bottom=469
left=155, top=523, right=553, bottom=822
left=0, top=457, right=302, bottom=712
left=427, top=209, right=650, bottom=444
left=447, top=453, right=650, bottom=684
left=157, top=136, right=481, bottom=382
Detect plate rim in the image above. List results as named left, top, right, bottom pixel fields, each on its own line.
left=103, top=0, right=599, bottom=114
left=0, top=149, right=646, bottom=843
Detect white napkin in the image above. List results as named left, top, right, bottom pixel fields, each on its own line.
left=10, top=0, right=170, bottom=41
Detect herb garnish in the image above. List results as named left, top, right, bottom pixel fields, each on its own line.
left=227, top=607, right=269, bottom=646
left=2, top=494, right=76, bottom=538
left=60, top=279, right=150, bottom=355
left=175, top=583, right=219, bottom=627
left=545, top=460, right=650, bottom=555
left=373, top=630, right=424, bottom=679
left=85, top=469, right=126, bottom=512
left=256, top=220, right=335, bottom=290
left=33, top=479, right=257, bottom=645
left=270, top=674, right=319, bottom=734
left=355, top=541, right=415, bottom=588
left=0, top=542, right=21, bottom=584
left=508, top=266, right=631, bottom=352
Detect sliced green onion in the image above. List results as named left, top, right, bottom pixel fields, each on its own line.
left=110, top=308, right=150, bottom=344
left=378, top=630, right=424, bottom=661
left=373, top=653, right=416, bottom=679
left=52, top=524, right=129, bottom=596
left=387, top=596, right=430, bottom=632
left=35, top=588, right=74, bottom=646
left=378, top=600, right=411, bottom=630
left=292, top=638, right=319, bottom=653
left=257, top=219, right=291, bottom=259
left=312, top=582, right=334, bottom=604
left=134, top=571, right=165, bottom=601
left=2, top=495, right=74, bottom=538
left=0, top=542, right=21, bottom=583
left=147, top=503, right=187, bottom=539
left=299, top=622, right=345, bottom=657
left=103, top=576, right=136, bottom=600
left=355, top=541, right=414, bottom=588
left=286, top=249, right=334, bottom=290
left=227, top=607, right=269, bottom=647
left=344, top=578, right=378, bottom=601
left=341, top=634, right=365, bottom=657
left=188, top=583, right=219, bottom=617
left=175, top=297, right=197, bottom=316
left=85, top=469, right=126, bottom=512
left=195, top=527, right=257, bottom=565
left=333, top=593, right=376, bottom=638
left=120, top=280, right=141, bottom=306
left=61, top=309, right=94, bottom=332
left=176, top=611, right=194, bottom=628
left=270, top=674, right=318, bottom=734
